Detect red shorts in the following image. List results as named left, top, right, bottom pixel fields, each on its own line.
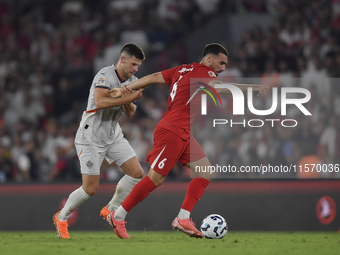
left=146, top=126, right=206, bottom=176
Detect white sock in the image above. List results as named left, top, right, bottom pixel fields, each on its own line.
left=58, top=186, right=90, bottom=221
left=177, top=209, right=190, bottom=220
left=107, top=175, right=142, bottom=212
left=114, top=205, right=128, bottom=221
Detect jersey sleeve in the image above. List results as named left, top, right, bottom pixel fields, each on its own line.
left=93, top=70, right=111, bottom=90
left=161, top=67, right=179, bottom=86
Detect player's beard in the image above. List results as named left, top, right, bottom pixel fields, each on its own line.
left=122, top=68, right=131, bottom=79
left=208, top=63, right=219, bottom=76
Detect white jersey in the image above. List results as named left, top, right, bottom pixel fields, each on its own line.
left=75, top=65, right=138, bottom=147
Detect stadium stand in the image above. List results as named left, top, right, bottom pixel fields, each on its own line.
left=0, top=0, right=340, bottom=183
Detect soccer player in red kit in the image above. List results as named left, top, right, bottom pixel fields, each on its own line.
left=108, top=43, right=268, bottom=239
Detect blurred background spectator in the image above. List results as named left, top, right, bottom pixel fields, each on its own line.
left=0, top=0, right=339, bottom=182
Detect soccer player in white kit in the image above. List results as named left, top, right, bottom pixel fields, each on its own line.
left=53, top=43, right=145, bottom=239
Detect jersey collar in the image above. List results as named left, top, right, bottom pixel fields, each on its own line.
left=114, top=69, right=127, bottom=83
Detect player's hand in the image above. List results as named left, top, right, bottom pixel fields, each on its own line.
left=109, top=85, right=132, bottom=98
left=108, top=88, right=122, bottom=98
left=120, top=85, right=133, bottom=98
left=121, top=85, right=132, bottom=96
left=257, top=85, right=269, bottom=98
left=128, top=88, right=143, bottom=102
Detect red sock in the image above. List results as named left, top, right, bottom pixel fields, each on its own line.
left=181, top=177, right=210, bottom=212
left=121, top=176, right=157, bottom=212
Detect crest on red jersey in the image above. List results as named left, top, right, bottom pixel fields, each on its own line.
left=208, top=71, right=216, bottom=77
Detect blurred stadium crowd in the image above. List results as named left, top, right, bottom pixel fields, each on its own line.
left=0, top=0, right=340, bottom=183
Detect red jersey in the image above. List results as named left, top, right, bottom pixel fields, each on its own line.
left=159, top=62, right=218, bottom=140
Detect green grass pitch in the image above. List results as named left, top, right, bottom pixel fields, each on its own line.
left=0, top=231, right=339, bottom=255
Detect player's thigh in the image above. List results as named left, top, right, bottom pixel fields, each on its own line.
left=75, top=143, right=106, bottom=175
left=146, top=127, right=186, bottom=177
left=105, top=138, right=137, bottom=168
left=119, top=156, right=144, bottom=179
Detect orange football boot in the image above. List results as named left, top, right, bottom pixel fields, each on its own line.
left=107, top=211, right=130, bottom=239
left=172, top=217, right=203, bottom=238
left=100, top=205, right=111, bottom=220
left=53, top=212, right=70, bottom=239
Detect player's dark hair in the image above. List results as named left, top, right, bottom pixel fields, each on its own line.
left=120, top=43, right=145, bottom=60
left=202, top=43, right=229, bottom=57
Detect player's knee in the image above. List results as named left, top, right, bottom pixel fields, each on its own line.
left=87, top=189, right=97, bottom=196
left=154, top=178, right=164, bottom=187
left=83, top=186, right=98, bottom=196
left=205, top=177, right=212, bottom=182
left=147, top=169, right=165, bottom=187
left=149, top=175, right=165, bottom=187
left=129, top=169, right=144, bottom=179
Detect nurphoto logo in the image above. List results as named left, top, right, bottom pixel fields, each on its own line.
left=200, top=84, right=312, bottom=128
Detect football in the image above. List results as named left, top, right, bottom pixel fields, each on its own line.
left=200, top=214, right=228, bottom=239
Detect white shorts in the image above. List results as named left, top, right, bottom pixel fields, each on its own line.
left=75, top=138, right=136, bottom=175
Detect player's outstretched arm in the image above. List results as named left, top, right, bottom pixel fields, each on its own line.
left=109, top=72, right=166, bottom=98
left=209, top=80, right=269, bottom=98
left=94, top=87, right=143, bottom=109
left=128, top=72, right=166, bottom=90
